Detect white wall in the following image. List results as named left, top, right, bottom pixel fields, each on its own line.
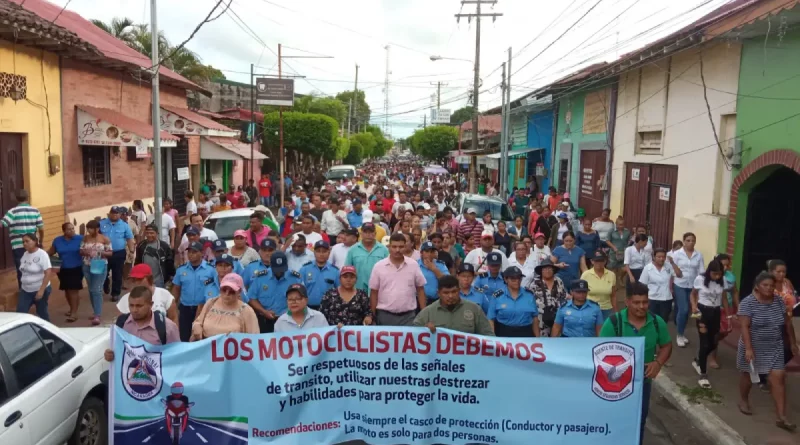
left=609, top=43, right=741, bottom=259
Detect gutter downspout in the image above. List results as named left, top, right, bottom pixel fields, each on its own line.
left=549, top=101, right=560, bottom=191
left=604, top=80, right=620, bottom=209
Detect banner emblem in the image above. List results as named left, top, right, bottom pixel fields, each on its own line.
left=592, top=342, right=635, bottom=402
left=121, top=342, right=163, bottom=401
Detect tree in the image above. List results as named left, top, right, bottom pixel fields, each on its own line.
left=366, top=125, right=392, bottom=158
left=352, top=132, right=376, bottom=159
left=330, top=137, right=350, bottom=161
left=90, top=17, right=136, bottom=46
left=336, top=90, right=370, bottom=130
left=263, top=112, right=338, bottom=169
left=308, top=98, right=348, bottom=125
left=345, top=139, right=363, bottom=165
left=412, top=126, right=458, bottom=161
left=450, top=106, right=474, bottom=125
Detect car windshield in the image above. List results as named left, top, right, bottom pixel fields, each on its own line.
left=204, top=216, right=250, bottom=240
left=463, top=199, right=515, bottom=222
left=326, top=169, right=355, bottom=180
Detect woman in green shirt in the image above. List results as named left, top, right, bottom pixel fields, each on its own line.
left=606, top=216, right=631, bottom=289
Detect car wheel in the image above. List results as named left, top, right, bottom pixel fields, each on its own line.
left=68, top=396, right=107, bottom=445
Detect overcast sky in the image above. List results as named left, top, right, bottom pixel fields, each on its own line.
left=63, top=0, right=732, bottom=138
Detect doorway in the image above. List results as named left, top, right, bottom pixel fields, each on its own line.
left=741, top=167, right=800, bottom=292
left=0, top=134, right=24, bottom=270
left=578, top=150, right=606, bottom=219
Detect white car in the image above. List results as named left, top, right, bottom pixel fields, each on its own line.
left=0, top=313, right=109, bottom=445
left=457, top=193, right=516, bottom=226
left=204, top=207, right=278, bottom=248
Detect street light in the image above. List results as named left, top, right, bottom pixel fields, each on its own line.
left=430, top=55, right=473, bottom=63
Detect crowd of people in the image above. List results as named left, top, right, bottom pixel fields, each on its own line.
left=3, top=155, right=799, bottom=436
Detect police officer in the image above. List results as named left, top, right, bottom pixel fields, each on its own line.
left=299, top=241, right=340, bottom=310
left=474, top=252, right=506, bottom=296
left=208, top=239, right=244, bottom=275
left=171, top=241, right=218, bottom=341
left=418, top=241, right=449, bottom=305
left=487, top=266, right=540, bottom=338
left=551, top=279, right=604, bottom=338
left=212, top=254, right=249, bottom=302
left=247, top=251, right=302, bottom=333
left=456, top=263, right=490, bottom=314
left=100, top=206, right=135, bottom=302
left=243, top=238, right=276, bottom=289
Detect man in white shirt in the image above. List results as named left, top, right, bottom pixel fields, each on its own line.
left=392, top=191, right=414, bottom=218
left=320, top=199, right=349, bottom=242
left=293, top=215, right=323, bottom=248
left=185, top=190, right=198, bottom=218
left=116, top=264, right=177, bottom=322
left=179, top=213, right=218, bottom=244
left=147, top=209, right=176, bottom=246
left=464, top=231, right=510, bottom=273
left=330, top=228, right=358, bottom=268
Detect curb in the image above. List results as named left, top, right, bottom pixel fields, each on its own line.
left=653, top=370, right=748, bottom=445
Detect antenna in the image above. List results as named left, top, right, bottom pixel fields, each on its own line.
left=383, top=45, right=391, bottom=137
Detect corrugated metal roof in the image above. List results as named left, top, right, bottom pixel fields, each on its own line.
left=161, top=105, right=234, bottom=132
left=204, top=136, right=267, bottom=160
left=10, top=0, right=206, bottom=94
left=218, top=108, right=265, bottom=123
left=460, top=115, right=503, bottom=133
left=194, top=109, right=229, bottom=120
left=76, top=105, right=179, bottom=141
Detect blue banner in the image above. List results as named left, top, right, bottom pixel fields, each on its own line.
left=111, top=326, right=644, bottom=445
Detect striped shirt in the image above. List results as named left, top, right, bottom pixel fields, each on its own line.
left=1, top=204, right=43, bottom=250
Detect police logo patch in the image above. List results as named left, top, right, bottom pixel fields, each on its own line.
left=121, top=342, right=163, bottom=401
left=500, top=304, right=507, bottom=309
left=275, top=258, right=283, bottom=265
left=463, top=310, right=474, bottom=322
left=566, top=311, right=572, bottom=316
left=592, top=342, right=636, bottom=402
left=262, top=285, right=268, bottom=291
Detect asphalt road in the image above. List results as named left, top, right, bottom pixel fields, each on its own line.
left=113, top=418, right=248, bottom=445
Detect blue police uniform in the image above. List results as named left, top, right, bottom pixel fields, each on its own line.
left=299, top=262, right=340, bottom=307
left=461, top=287, right=490, bottom=314
left=208, top=257, right=245, bottom=275
left=474, top=272, right=507, bottom=296
left=99, top=217, right=133, bottom=298
left=247, top=268, right=303, bottom=318
left=487, top=288, right=539, bottom=337
left=418, top=259, right=449, bottom=302
left=243, top=260, right=269, bottom=289
left=172, top=261, right=218, bottom=341
left=555, top=299, right=604, bottom=338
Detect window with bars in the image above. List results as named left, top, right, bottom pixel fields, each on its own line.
left=82, top=145, right=111, bottom=187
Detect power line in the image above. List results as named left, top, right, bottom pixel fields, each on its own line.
left=51, top=0, right=73, bottom=23
left=512, top=0, right=584, bottom=59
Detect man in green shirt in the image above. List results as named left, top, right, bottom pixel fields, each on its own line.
left=600, top=281, right=671, bottom=445
left=344, top=223, right=389, bottom=292
left=414, top=275, right=494, bottom=336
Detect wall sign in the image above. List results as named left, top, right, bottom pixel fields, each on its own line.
left=659, top=187, right=670, bottom=201
left=176, top=167, right=190, bottom=181
left=160, top=109, right=207, bottom=135
left=256, top=78, right=295, bottom=106
left=631, top=168, right=640, bottom=181
left=78, top=110, right=143, bottom=147
left=581, top=167, right=593, bottom=196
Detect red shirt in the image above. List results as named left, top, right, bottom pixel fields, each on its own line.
left=547, top=194, right=562, bottom=211
left=382, top=198, right=395, bottom=214
left=259, top=179, right=271, bottom=197
left=321, top=232, right=330, bottom=243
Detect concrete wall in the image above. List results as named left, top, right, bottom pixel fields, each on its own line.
left=0, top=42, right=64, bottom=244
left=60, top=58, right=188, bottom=228
left=609, top=43, right=741, bottom=259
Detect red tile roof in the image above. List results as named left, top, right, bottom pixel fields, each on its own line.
left=194, top=109, right=230, bottom=120
left=10, top=0, right=206, bottom=94
left=460, top=114, right=503, bottom=134
left=76, top=105, right=179, bottom=141
left=219, top=108, right=265, bottom=122
left=204, top=136, right=267, bottom=160
left=161, top=105, right=234, bottom=132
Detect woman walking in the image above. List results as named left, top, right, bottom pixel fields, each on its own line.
left=592, top=208, right=615, bottom=250
left=230, top=230, right=260, bottom=267
left=49, top=223, right=83, bottom=322
left=529, top=259, right=567, bottom=337
left=624, top=234, right=652, bottom=296
left=640, top=248, right=682, bottom=325
left=494, top=221, right=512, bottom=256
left=737, top=271, right=798, bottom=432
left=606, top=216, right=631, bottom=288
left=576, top=218, right=601, bottom=266
left=672, top=232, right=705, bottom=348
left=551, top=232, right=587, bottom=292
left=191, top=274, right=259, bottom=340
left=17, top=234, right=53, bottom=320
left=509, top=216, right=528, bottom=242
left=320, top=266, right=373, bottom=326
left=487, top=267, right=540, bottom=337
left=80, top=220, right=112, bottom=325
left=548, top=213, right=572, bottom=249
left=690, top=260, right=728, bottom=389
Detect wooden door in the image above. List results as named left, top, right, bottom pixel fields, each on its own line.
left=623, top=163, right=650, bottom=228
left=647, top=165, right=678, bottom=251
left=0, top=134, right=24, bottom=270
left=171, top=140, right=189, bottom=212
left=578, top=150, right=606, bottom=219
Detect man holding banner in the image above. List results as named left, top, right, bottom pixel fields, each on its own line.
left=414, top=275, right=494, bottom=336
left=600, top=281, right=672, bottom=444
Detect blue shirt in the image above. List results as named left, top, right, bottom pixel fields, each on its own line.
left=552, top=245, right=586, bottom=289
left=243, top=261, right=270, bottom=289
left=300, top=262, right=340, bottom=306
left=207, top=258, right=244, bottom=276
left=247, top=269, right=303, bottom=315
left=555, top=300, right=604, bottom=338
left=461, top=288, right=490, bottom=314
left=172, top=262, right=218, bottom=306
left=474, top=272, right=507, bottom=296
left=52, top=235, right=83, bottom=269
left=212, top=272, right=249, bottom=302
left=99, top=218, right=133, bottom=252
left=347, top=211, right=364, bottom=229
left=488, top=288, right=539, bottom=327
left=575, top=231, right=601, bottom=258
left=287, top=250, right=315, bottom=273
left=418, top=259, right=449, bottom=299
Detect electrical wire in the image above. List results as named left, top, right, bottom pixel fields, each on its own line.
left=699, top=52, right=730, bottom=170
left=51, top=0, right=73, bottom=23
left=512, top=0, right=584, bottom=59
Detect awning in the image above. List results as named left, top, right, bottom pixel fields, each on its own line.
left=160, top=105, right=238, bottom=137
left=200, top=137, right=268, bottom=161
left=485, top=148, right=543, bottom=159
left=76, top=105, right=178, bottom=148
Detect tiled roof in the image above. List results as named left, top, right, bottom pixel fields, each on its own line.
left=10, top=0, right=206, bottom=94
left=204, top=136, right=267, bottom=160
left=194, top=109, right=230, bottom=120
left=76, top=105, right=179, bottom=141
left=161, top=105, right=234, bottom=132
left=460, top=115, right=503, bottom=134
left=0, top=0, right=102, bottom=58
left=218, top=107, right=265, bottom=123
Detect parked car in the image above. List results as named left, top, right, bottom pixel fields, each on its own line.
left=325, top=164, right=357, bottom=181
left=204, top=207, right=278, bottom=248
left=0, top=313, right=109, bottom=445
left=457, top=193, right=515, bottom=226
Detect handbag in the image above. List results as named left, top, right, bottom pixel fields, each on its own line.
left=90, top=253, right=106, bottom=275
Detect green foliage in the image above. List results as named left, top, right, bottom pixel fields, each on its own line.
left=309, top=98, right=348, bottom=124
left=365, top=125, right=392, bottom=158
left=331, top=137, right=350, bottom=161
left=263, top=112, right=338, bottom=159
left=352, top=132, right=377, bottom=158
left=336, top=90, right=371, bottom=129
left=345, top=139, right=363, bottom=165
left=450, top=106, right=474, bottom=125
left=409, top=126, right=458, bottom=160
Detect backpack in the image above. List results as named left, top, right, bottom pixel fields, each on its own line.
left=116, top=311, right=168, bottom=345
left=610, top=312, right=660, bottom=338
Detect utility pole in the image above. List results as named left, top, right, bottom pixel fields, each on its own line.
left=150, top=0, right=162, bottom=231
left=347, top=98, right=353, bottom=136
left=430, top=81, right=448, bottom=109
left=279, top=43, right=285, bottom=209
left=502, top=46, right=512, bottom=199
left=383, top=46, right=391, bottom=136
left=423, top=114, right=427, bottom=129
left=351, top=64, right=359, bottom=133
left=499, top=62, right=507, bottom=199
left=456, top=0, right=502, bottom=193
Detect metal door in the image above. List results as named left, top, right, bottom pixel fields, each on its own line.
left=171, top=139, right=189, bottom=212
left=578, top=150, right=606, bottom=219
left=623, top=163, right=650, bottom=228
left=647, top=165, right=678, bottom=251
left=0, top=134, right=23, bottom=270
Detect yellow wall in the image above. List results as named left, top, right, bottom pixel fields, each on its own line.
left=0, top=42, right=64, bottom=243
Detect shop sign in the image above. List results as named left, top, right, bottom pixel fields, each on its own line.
left=77, top=110, right=143, bottom=147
